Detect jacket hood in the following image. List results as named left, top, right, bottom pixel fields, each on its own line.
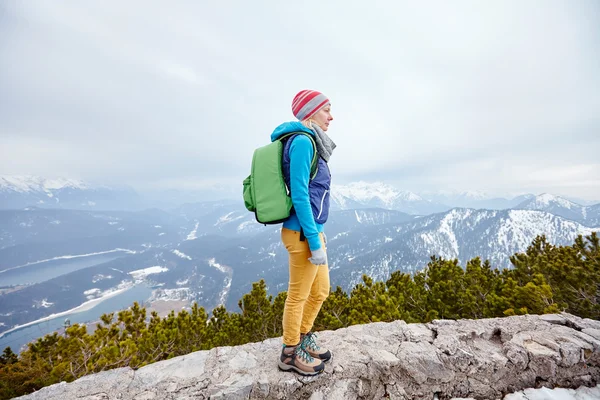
left=270, top=121, right=314, bottom=142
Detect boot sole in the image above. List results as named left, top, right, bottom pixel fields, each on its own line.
left=278, top=360, right=324, bottom=376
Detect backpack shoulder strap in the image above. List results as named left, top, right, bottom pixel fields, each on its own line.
left=278, top=132, right=318, bottom=180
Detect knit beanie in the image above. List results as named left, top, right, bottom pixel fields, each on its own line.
left=292, top=90, right=330, bottom=121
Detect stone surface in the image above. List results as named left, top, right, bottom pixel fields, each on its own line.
left=16, top=312, right=600, bottom=400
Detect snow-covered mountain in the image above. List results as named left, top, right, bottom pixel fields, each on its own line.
left=328, top=208, right=596, bottom=287
left=1, top=201, right=598, bottom=343
left=0, top=175, right=143, bottom=210
left=331, top=181, right=449, bottom=215
left=0, top=176, right=89, bottom=192
left=215, top=207, right=599, bottom=306
left=515, top=194, right=600, bottom=227
left=420, top=190, right=535, bottom=210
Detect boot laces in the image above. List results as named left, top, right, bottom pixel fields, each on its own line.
left=302, top=332, right=321, bottom=351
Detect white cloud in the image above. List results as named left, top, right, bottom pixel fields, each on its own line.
left=160, top=62, right=205, bottom=85
left=0, top=0, right=599, bottom=200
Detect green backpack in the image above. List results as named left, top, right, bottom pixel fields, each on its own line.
left=243, top=132, right=318, bottom=224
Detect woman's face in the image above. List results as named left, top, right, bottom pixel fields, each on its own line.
left=310, top=105, right=333, bottom=131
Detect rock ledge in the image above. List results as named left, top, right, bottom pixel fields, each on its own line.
left=17, top=313, right=600, bottom=400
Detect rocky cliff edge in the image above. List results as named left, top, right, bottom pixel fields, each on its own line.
left=17, top=313, right=600, bottom=400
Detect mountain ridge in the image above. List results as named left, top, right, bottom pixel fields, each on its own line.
left=2, top=175, right=598, bottom=214
left=1, top=205, right=598, bottom=337
left=515, top=193, right=600, bottom=226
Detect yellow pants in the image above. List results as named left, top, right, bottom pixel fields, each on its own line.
left=281, top=227, right=330, bottom=346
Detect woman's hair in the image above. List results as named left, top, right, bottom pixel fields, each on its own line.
left=301, top=119, right=316, bottom=129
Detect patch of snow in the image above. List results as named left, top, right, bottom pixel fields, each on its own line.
left=218, top=276, right=232, bottom=306
left=207, top=258, right=233, bottom=306
left=354, top=210, right=362, bottom=223
left=208, top=258, right=229, bottom=274
left=332, top=231, right=350, bottom=240
left=176, top=279, right=189, bottom=286
left=214, top=211, right=244, bottom=226
left=129, top=266, right=168, bottom=280
left=173, top=250, right=192, bottom=260
left=504, top=384, right=600, bottom=400
left=237, top=220, right=260, bottom=233
left=84, top=288, right=102, bottom=299
left=384, top=237, right=393, bottom=243
left=83, top=282, right=133, bottom=301
left=92, top=274, right=112, bottom=283
left=186, top=222, right=199, bottom=240
left=438, top=209, right=460, bottom=256
left=39, top=299, right=53, bottom=308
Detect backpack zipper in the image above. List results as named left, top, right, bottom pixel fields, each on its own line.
left=317, top=189, right=328, bottom=220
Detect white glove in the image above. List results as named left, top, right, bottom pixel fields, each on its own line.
left=308, top=247, right=327, bottom=266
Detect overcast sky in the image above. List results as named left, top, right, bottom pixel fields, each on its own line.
left=1, top=1, right=599, bottom=201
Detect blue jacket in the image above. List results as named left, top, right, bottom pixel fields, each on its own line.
left=270, top=121, right=331, bottom=251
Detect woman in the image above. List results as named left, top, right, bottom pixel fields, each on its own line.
left=270, top=89, right=336, bottom=376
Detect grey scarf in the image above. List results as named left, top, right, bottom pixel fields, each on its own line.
left=310, top=124, right=336, bottom=162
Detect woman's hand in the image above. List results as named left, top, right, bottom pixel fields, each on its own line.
left=308, top=247, right=327, bottom=266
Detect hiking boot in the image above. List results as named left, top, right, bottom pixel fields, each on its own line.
left=278, top=342, right=324, bottom=376
left=301, top=332, right=332, bottom=362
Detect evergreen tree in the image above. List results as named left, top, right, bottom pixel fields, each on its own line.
left=239, top=280, right=276, bottom=342
left=0, top=347, right=17, bottom=365
left=314, top=286, right=350, bottom=330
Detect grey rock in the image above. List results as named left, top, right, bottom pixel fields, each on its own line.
left=403, top=322, right=435, bottom=343
left=16, top=313, right=600, bottom=400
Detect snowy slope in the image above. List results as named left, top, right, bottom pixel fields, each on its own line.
left=0, top=175, right=142, bottom=210
left=515, top=194, right=600, bottom=226
left=0, top=176, right=88, bottom=193
left=324, top=208, right=599, bottom=289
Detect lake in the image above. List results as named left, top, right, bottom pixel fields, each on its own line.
left=0, top=253, right=125, bottom=286
left=0, top=283, right=153, bottom=353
